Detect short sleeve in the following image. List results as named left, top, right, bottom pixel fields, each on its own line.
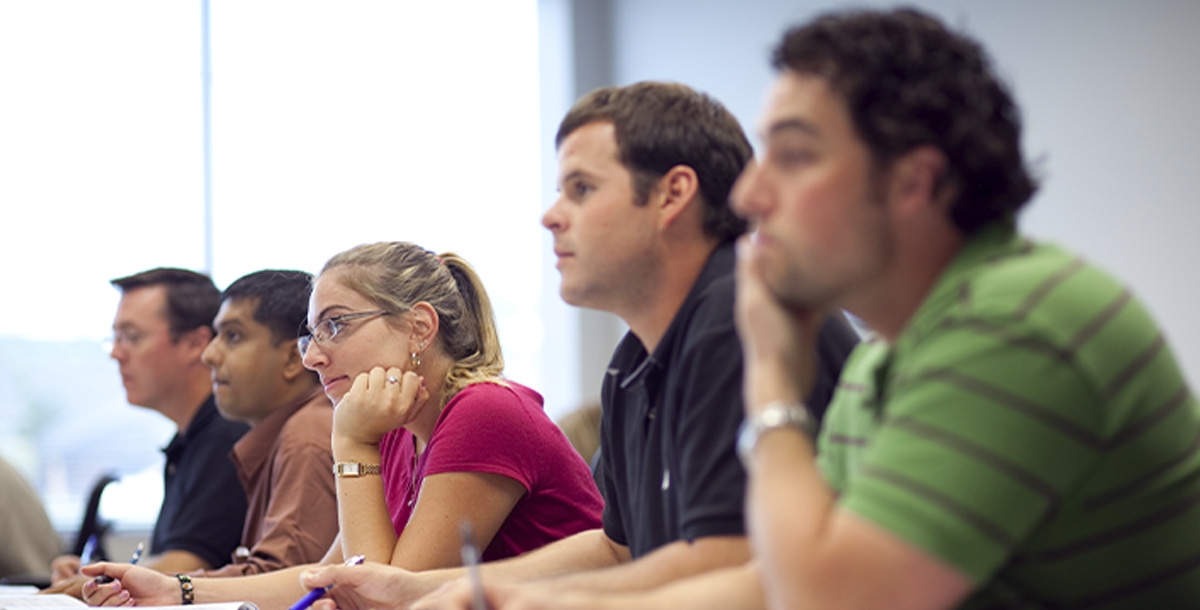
left=596, top=409, right=628, bottom=546
left=421, top=383, right=539, bottom=492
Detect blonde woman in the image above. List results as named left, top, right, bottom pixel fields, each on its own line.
left=83, top=242, right=602, bottom=608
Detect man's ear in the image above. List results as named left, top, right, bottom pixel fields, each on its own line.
left=180, top=326, right=214, bottom=360
left=280, top=337, right=308, bottom=382
left=887, top=145, right=950, bottom=217
left=655, top=164, right=701, bottom=229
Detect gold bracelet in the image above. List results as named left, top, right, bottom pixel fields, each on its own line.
left=333, top=462, right=382, bottom=477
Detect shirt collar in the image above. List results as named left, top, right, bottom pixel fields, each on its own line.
left=162, top=394, right=219, bottom=459
left=617, top=241, right=735, bottom=387
left=229, top=386, right=328, bottom=482
left=894, top=222, right=1024, bottom=353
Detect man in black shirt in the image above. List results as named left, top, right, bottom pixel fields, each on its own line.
left=298, top=82, right=858, bottom=610
left=48, top=268, right=247, bottom=596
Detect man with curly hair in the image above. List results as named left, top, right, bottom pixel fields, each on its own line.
left=723, top=7, right=1200, bottom=610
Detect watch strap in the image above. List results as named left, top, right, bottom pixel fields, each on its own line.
left=737, top=400, right=813, bottom=467
left=333, top=462, right=382, bottom=477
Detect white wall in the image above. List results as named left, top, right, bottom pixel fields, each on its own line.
left=539, top=0, right=630, bottom=417
left=587, top=0, right=1200, bottom=382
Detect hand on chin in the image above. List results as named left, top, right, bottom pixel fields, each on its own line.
left=333, top=366, right=429, bottom=446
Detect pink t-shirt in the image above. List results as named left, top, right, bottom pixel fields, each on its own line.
left=379, top=381, right=603, bottom=561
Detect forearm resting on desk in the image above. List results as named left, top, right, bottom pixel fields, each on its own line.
left=42, top=551, right=211, bottom=600
left=414, top=560, right=764, bottom=610
left=322, top=529, right=624, bottom=609
left=601, top=560, right=764, bottom=610
left=409, top=532, right=748, bottom=610
left=147, top=550, right=212, bottom=575
left=478, top=528, right=628, bottom=586
left=80, top=563, right=312, bottom=609
left=532, top=535, right=750, bottom=594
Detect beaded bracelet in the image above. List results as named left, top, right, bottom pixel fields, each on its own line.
left=175, top=573, right=195, bottom=605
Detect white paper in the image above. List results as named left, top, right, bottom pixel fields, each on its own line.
left=0, top=588, right=40, bottom=597
left=0, top=595, right=255, bottom=610
left=0, top=594, right=86, bottom=609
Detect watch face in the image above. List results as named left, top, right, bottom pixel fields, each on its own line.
left=344, top=463, right=361, bottom=476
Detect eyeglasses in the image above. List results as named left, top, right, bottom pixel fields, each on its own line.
left=298, top=310, right=389, bottom=356
left=103, top=328, right=155, bottom=353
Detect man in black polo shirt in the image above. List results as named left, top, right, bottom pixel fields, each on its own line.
left=48, top=268, right=247, bottom=597
left=296, top=82, right=858, bottom=610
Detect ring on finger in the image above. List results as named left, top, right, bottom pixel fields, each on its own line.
left=386, top=375, right=399, bottom=385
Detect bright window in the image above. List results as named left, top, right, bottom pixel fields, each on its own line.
left=0, top=0, right=544, bottom=533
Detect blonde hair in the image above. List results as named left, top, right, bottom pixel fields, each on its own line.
left=320, top=242, right=506, bottom=404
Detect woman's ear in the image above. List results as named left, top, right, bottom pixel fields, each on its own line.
left=407, top=302, right=440, bottom=351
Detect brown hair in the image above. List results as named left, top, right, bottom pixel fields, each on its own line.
left=110, top=267, right=220, bottom=340
left=556, top=81, right=752, bottom=243
left=772, top=8, right=1038, bottom=233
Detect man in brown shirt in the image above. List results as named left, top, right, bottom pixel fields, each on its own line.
left=198, top=269, right=338, bottom=576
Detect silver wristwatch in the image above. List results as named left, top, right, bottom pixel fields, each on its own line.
left=736, top=401, right=813, bottom=467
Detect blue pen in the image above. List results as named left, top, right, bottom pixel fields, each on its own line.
left=80, top=534, right=100, bottom=565
left=287, top=554, right=366, bottom=610
left=93, top=541, right=144, bottom=585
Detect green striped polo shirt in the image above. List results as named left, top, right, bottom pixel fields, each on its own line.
left=817, top=223, right=1200, bottom=608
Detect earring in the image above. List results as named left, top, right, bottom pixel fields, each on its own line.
left=411, top=351, right=421, bottom=369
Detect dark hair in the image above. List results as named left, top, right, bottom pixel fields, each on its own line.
left=556, top=81, right=753, bottom=243
left=772, top=7, right=1038, bottom=233
left=321, top=243, right=505, bottom=404
left=110, top=267, right=221, bottom=340
left=222, top=269, right=313, bottom=345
